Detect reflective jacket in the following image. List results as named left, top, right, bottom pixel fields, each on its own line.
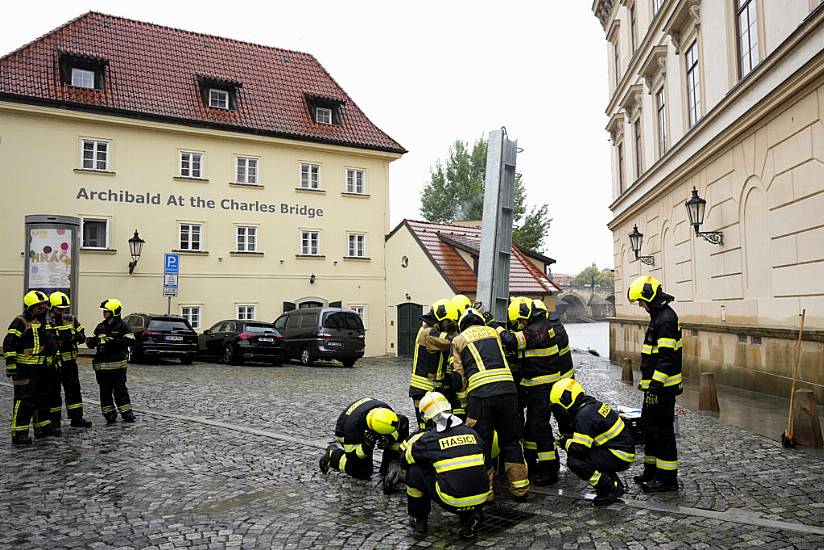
left=500, top=315, right=573, bottom=387
left=334, top=398, right=408, bottom=460
left=565, top=395, right=635, bottom=464
left=409, top=326, right=451, bottom=398
left=639, top=304, right=683, bottom=395
left=89, top=318, right=131, bottom=371
left=402, top=422, right=491, bottom=509
left=3, top=313, right=57, bottom=374
left=452, top=324, right=516, bottom=399
left=51, top=314, right=85, bottom=364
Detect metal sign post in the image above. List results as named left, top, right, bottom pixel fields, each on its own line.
left=163, top=253, right=179, bottom=315
left=476, top=128, right=517, bottom=322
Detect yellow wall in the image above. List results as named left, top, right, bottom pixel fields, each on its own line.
left=0, top=103, right=400, bottom=357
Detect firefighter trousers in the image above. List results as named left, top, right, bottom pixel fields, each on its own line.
left=642, top=390, right=677, bottom=480
left=467, top=393, right=529, bottom=498
left=406, top=463, right=482, bottom=519
left=567, top=446, right=632, bottom=487
left=54, top=360, right=85, bottom=422
left=521, top=384, right=559, bottom=473
left=95, top=368, right=132, bottom=419
left=37, top=363, right=63, bottom=427
left=9, top=364, right=49, bottom=435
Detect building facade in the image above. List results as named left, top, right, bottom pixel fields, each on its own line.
left=0, top=12, right=404, bottom=357
left=593, top=0, right=824, bottom=401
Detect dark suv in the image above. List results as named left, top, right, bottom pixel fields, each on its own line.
left=198, top=320, right=285, bottom=365
left=273, top=307, right=365, bottom=367
left=123, top=314, right=198, bottom=364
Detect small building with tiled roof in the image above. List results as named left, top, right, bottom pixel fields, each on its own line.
left=384, top=219, right=559, bottom=356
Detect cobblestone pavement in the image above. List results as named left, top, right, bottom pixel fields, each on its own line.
left=1, top=353, right=823, bottom=549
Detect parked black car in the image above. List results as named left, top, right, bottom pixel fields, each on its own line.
left=123, top=314, right=198, bottom=364
left=198, top=320, right=285, bottom=365
left=273, top=307, right=365, bottom=367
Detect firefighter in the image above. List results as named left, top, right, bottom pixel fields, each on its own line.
left=438, top=295, right=473, bottom=421
left=402, top=391, right=489, bottom=540
left=627, top=275, right=682, bottom=493
left=49, top=292, right=92, bottom=428
left=3, top=290, right=59, bottom=444
left=319, top=397, right=410, bottom=494
left=408, top=300, right=457, bottom=430
left=498, top=297, right=574, bottom=485
left=87, top=299, right=135, bottom=424
left=451, top=307, right=529, bottom=500
left=551, top=378, right=635, bottom=506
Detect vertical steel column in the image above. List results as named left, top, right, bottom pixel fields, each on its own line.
left=476, top=128, right=517, bottom=322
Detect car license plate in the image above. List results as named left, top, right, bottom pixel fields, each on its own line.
left=166, top=335, right=183, bottom=341
left=258, top=337, right=274, bottom=343
left=326, top=341, right=342, bottom=347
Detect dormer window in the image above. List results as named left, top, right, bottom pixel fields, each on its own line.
left=59, top=52, right=107, bottom=91
left=197, top=75, right=241, bottom=111
left=71, top=68, right=95, bottom=89
left=208, top=88, right=230, bottom=109
left=305, top=94, right=345, bottom=126
left=315, top=107, right=333, bottom=125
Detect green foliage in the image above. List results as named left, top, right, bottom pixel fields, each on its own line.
left=419, top=137, right=552, bottom=251
left=575, top=263, right=614, bottom=289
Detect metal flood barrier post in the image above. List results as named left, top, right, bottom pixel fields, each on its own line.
left=476, top=128, right=518, bottom=322
left=23, top=215, right=81, bottom=317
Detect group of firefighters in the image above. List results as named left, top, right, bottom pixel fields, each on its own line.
left=3, top=291, right=135, bottom=444
left=319, top=275, right=683, bottom=540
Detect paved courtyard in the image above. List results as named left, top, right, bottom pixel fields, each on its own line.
left=2, top=352, right=824, bottom=549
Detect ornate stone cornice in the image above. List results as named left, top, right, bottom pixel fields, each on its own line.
left=592, top=0, right=617, bottom=31
left=638, top=45, right=669, bottom=92
left=619, top=84, right=644, bottom=119
left=663, top=0, right=701, bottom=53
left=606, top=111, right=626, bottom=143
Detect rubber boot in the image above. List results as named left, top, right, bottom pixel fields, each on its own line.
left=458, top=510, right=479, bottom=540
left=40, top=425, right=62, bottom=437
left=122, top=412, right=136, bottom=423
left=70, top=418, right=92, bottom=428
left=410, top=517, right=428, bottom=540
left=593, top=473, right=624, bottom=507
left=641, top=472, right=678, bottom=493
left=11, top=433, right=32, bottom=446
left=105, top=414, right=117, bottom=425
left=633, top=463, right=656, bottom=484
left=533, top=462, right=559, bottom=486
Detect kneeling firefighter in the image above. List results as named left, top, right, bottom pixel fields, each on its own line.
left=402, top=391, right=489, bottom=540
left=319, top=397, right=410, bottom=494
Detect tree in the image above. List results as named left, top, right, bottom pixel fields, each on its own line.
left=420, top=137, right=552, bottom=251
left=575, top=264, right=614, bottom=290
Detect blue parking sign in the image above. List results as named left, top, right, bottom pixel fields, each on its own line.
left=164, top=253, right=179, bottom=274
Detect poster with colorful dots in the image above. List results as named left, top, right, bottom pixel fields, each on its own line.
left=27, top=228, right=73, bottom=290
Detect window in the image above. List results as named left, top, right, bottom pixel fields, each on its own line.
left=71, top=68, right=95, bottom=89
left=208, top=88, right=229, bottom=109
left=349, top=305, right=366, bottom=323
left=81, top=139, right=109, bottom=171
left=180, top=151, right=203, bottom=178
left=300, top=163, right=320, bottom=189
left=180, top=306, right=202, bottom=330
left=179, top=223, right=202, bottom=251
left=685, top=41, right=701, bottom=128
left=301, top=231, right=320, bottom=255
left=613, top=40, right=621, bottom=86
left=347, top=233, right=366, bottom=257
left=236, top=304, right=256, bottom=321
left=736, top=0, right=759, bottom=78
left=630, top=5, right=638, bottom=54
left=315, top=107, right=333, bottom=125
left=653, top=0, right=664, bottom=16
left=655, top=87, right=668, bottom=157
left=633, top=117, right=643, bottom=178
left=617, top=141, right=625, bottom=192
left=81, top=218, right=109, bottom=249
left=346, top=169, right=365, bottom=194
left=236, top=157, right=258, bottom=184
left=236, top=226, right=257, bottom=252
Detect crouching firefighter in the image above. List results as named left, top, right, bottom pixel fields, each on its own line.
left=319, top=398, right=410, bottom=494
left=402, top=391, right=489, bottom=540
left=551, top=378, right=635, bottom=506
left=49, top=292, right=92, bottom=428
left=87, top=299, right=135, bottom=424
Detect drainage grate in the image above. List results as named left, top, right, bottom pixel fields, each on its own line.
left=477, top=507, right=535, bottom=536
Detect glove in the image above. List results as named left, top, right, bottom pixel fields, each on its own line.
left=647, top=380, right=663, bottom=393
left=558, top=435, right=570, bottom=450
left=86, top=336, right=98, bottom=349
left=383, top=461, right=404, bottom=494
left=375, top=435, right=390, bottom=450
left=362, top=430, right=377, bottom=449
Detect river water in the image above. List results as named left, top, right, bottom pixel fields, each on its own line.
left=565, top=321, right=610, bottom=358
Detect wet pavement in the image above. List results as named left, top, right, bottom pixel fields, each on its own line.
left=2, top=352, right=824, bottom=549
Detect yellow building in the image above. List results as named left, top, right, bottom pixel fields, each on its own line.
left=0, top=12, right=404, bottom=357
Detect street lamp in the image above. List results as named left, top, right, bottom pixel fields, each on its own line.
left=685, top=187, right=723, bottom=245
left=309, top=273, right=316, bottom=284
left=127, top=230, right=145, bottom=274
left=628, top=225, right=655, bottom=266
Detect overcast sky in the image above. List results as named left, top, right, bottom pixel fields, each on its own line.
left=1, top=1, right=614, bottom=275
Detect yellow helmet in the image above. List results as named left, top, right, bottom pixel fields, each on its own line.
left=508, top=296, right=532, bottom=325
left=100, top=298, right=123, bottom=317
left=533, top=299, right=548, bottom=314
left=366, top=407, right=399, bottom=435
left=627, top=275, right=662, bottom=304
left=431, top=299, right=459, bottom=323
left=458, top=307, right=485, bottom=332
left=419, top=391, right=452, bottom=423
left=23, top=290, right=49, bottom=310
left=452, top=295, right=473, bottom=314
left=550, top=378, right=585, bottom=410
left=49, top=291, right=71, bottom=309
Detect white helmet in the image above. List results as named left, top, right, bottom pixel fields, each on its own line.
left=419, top=391, right=452, bottom=423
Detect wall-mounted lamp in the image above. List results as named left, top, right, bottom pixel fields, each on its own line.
left=404, top=293, right=411, bottom=301
left=685, top=187, right=724, bottom=245
left=127, top=230, right=145, bottom=274
left=628, top=225, right=655, bottom=266
left=309, top=273, right=316, bottom=284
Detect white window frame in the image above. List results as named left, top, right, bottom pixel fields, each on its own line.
left=235, top=156, right=259, bottom=185
left=236, top=304, right=257, bottom=321
left=685, top=40, right=702, bottom=128
left=208, top=88, right=230, bottom=110
left=300, top=230, right=320, bottom=256
left=349, top=304, right=367, bottom=328
left=179, top=305, right=203, bottom=330
left=345, top=168, right=366, bottom=194
left=71, top=67, right=95, bottom=89
left=80, top=139, right=110, bottom=171
left=235, top=225, right=258, bottom=253
left=735, top=0, right=760, bottom=79
left=347, top=233, right=366, bottom=258
left=633, top=116, right=643, bottom=179
left=179, top=151, right=204, bottom=178
left=299, top=162, right=321, bottom=189
left=179, top=223, right=203, bottom=251
left=655, top=86, right=668, bottom=158
left=80, top=217, right=110, bottom=250
left=315, top=107, right=333, bottom=125
left=653, top=0, right=664, bottom=16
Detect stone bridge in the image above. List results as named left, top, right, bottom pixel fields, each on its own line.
left=556, top=286, right=615, bottom=322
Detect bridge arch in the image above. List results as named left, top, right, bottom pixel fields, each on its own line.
left=557, top=290, right=589, bottom=322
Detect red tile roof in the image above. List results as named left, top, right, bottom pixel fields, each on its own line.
left=395, top=219, right=559, bottom=295
left=0, top=12, right=405, bottom=154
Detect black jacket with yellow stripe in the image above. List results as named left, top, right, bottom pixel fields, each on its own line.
left=334, top=398, right=408, bottom=461
left=402, top=422, right=491, bottom=509
left=564, top=396, right=635, bottom=463
left=88, top=318, right=131, bottom=370
left=452, top=324, right=516, bottom=399
left=500, top=315, right=573, bottom=386
left=639, top=304, right=683, bottom=395
left=409, top=325, right=451, bottom=399
left=51, top=314, right=85, bottom=364
left=3, top=312, right=58, bottom=374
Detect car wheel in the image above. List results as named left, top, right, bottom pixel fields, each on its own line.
left=341, top=359, right=356, bottom=368
left=180, top=355, right=194, bottom=365
left=300, top=346, right=314, bottom=366
left=223, top=344, right=240, bottom=365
